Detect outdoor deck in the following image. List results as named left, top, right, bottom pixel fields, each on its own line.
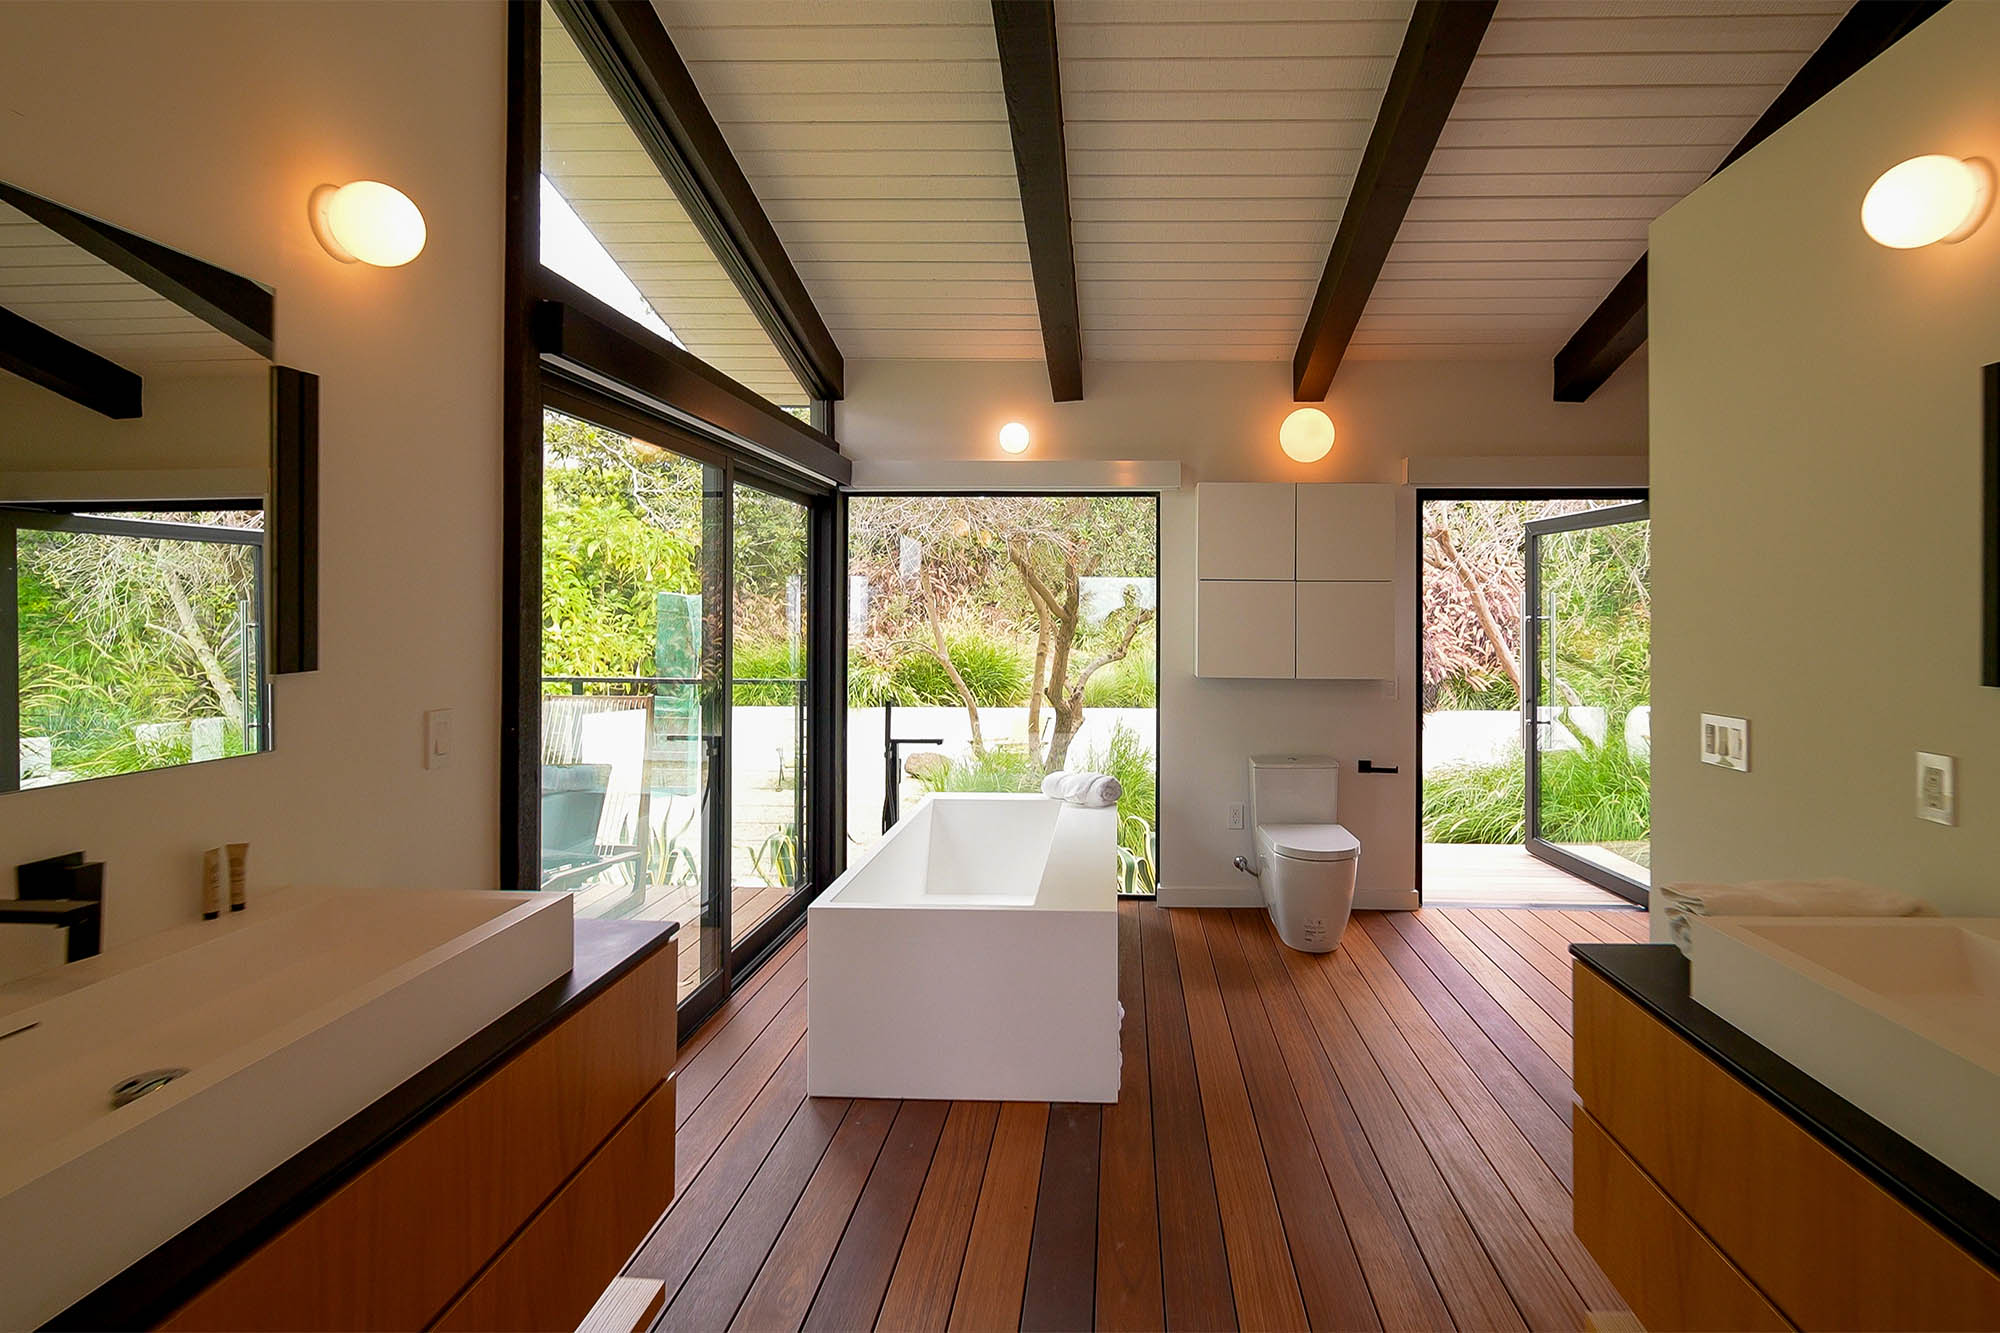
left=1422, top=843, right=1636, bottom=910
left=635, top=901, right=1649, bottom=1331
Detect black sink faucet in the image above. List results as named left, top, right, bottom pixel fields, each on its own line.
left=0, top=852, right=103, bottom=962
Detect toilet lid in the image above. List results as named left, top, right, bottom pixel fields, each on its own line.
left=1259, top=823, right=1360, bottom=863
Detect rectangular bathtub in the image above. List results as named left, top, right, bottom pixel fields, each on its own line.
left=808, top=794, right=1120, bottom=1102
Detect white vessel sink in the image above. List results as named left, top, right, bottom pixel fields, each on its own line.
left=0, top=886, right=574, bottom=1328
left=1689, top=916, right=2000, bottom=1200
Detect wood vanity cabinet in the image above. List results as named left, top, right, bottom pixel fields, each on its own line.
left=1573, top=962, right=2000, bottom=1332
left=160, top=936, right=677, bottom=1333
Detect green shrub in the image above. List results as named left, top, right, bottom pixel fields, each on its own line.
left=882, top=632, right=1030, bottom=707
left=1081, top=650, right=1157, bottom=707
left=732, top=638, right=805, bottom=705
left=1424, top=731, right=1650, bottom=847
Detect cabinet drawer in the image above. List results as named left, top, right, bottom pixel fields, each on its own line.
left=1196, top=483, right=1295, bottom=580
left=1575, top=964, right=2000, bottom=1332
left=165, top=943, right=676, bottom=1332
left=1574, top=1107, right=1791, bottom=1332
left=1296, top=484, right=1396, bottom=581
left=1196, top=580, right=1294, bottom=678
left=435, top=1077, right=676, bottom=1332
left=1296, top=581, right=1395, bottom=679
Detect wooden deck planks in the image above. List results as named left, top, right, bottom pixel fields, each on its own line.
left=1094, top=903, right=1164, bottom=1332
left=947, top=1102, right=1051, bottom=1332
left=628, top=905, right=1634, bottom=1332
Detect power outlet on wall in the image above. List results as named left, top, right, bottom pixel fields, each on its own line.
left=1227, top=803, right=1245, bottom=830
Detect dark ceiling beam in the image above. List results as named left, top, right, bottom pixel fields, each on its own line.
left=1552, top=0, right=1947, bottom=403
left=992, top=0, right=1082, bottom=403
left=0, top=306, right=142, bottom=419
left=1292, top=0, right=1495, bottom=401
left=0, top=181, right=272, bottom=360
left=563, top=1, right=844, bottom=402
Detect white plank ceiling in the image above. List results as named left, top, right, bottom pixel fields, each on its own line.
left=650, top=0, right=1850, bottom=372
left=1353, top=0, right=1847, bottom=360
left=542, top=5, right=809, bottom=405
left=0, top=202, right=263, bottom=371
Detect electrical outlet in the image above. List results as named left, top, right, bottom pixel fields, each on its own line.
left=424, top=708, right=454, bottom=770
left=1700, top=713, right=1749, bottom=771
left=1917, top=751, right=1956, bottom=825
left=1227, top=803, right=1245, bottom=830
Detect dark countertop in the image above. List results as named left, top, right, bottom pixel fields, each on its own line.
left=51, top=914, right=678, bottom=1331
left=1572, top=942, right=2000, bottom=1273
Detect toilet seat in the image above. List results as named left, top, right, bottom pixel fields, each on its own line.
left=1257, top=823, right=1360, bottom=863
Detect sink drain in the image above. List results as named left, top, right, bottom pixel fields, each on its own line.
left=110, top=1068, right=188, bottom=1109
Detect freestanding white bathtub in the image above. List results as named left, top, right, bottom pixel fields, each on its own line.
left=808, top=793, right=1120, bottom=1102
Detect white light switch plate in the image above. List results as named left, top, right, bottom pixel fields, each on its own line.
left=424, top=708, right=454, bottom=770
left=1917, top=751, right=1956, bottom=825
left=1700, top=714, right=1749, bottom=771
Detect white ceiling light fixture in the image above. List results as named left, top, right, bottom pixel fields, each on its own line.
left=310, top=181, right=427, bottom=267
left=1861, top=155, right=1992, bottom=249
left=998, top=421, right=1031, bottom=455
left=1279, top=407, right=1336, bottom=464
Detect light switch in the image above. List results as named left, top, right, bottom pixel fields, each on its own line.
left=1700, top=714, right=1749, bottom=771
left=1917, top=751, right=1956, bottom=826
left=424, top=708, right=453, bottom=770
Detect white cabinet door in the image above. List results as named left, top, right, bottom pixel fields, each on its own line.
left=1196, top=581, right=1295, bottom=679
left=1296, top=484, right=1397, bottom=582
left=1196, top=483, right=1295, bottom=581
left=1296, top=581, right=1396, bottom=679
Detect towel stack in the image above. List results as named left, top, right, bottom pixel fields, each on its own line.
left=1040, top=770, right=1123, bottom=808
left=1657, top=877, right=1936, bottom=955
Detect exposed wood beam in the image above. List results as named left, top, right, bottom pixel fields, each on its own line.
left=534, top=270, right=851, bottom=488
left=559, top=1, right=844, bottom=402
left=0, top=305, right=142, bottom=419
left=0, top=180, right=272, bottom=360
left=1292, top=0, right=1495, bottom=401
left=992, top=0, right=1082, bottom=403
left=1553, top=0, right=1947, bottom=403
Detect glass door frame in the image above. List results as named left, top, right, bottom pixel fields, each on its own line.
left=1522, top=499, right=1650, bottom=904
left=538, top=375, right=840, bottom=1033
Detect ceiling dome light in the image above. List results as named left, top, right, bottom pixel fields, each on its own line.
left=1861, top=155, right=1991, bottom=249
left=1279, top=406, right=1336, bottom=463
left=310, top=181, right=427, bottom=267
left=998, top=421, right=1031, bottom=454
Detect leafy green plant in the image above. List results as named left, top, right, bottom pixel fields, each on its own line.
left=1081, top=643, right=1157, bottom=707
left=892, top=631, right=1030, bottom=707
left=748, top=828, right=799, bottom=887
left=732, top=638, right=805, bottom=705
left=1424, top=741, right=1650, bottom=847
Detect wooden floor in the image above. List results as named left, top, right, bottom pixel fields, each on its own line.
left=1421, top=844, right=1633, bottom=910
left=631, top=902, right=1650, bottom=1332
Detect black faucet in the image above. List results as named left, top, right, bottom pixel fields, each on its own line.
left=0, top=851, right=103, bottom=962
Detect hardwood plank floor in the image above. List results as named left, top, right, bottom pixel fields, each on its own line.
left=634, top=904, right=1641, bottom=1331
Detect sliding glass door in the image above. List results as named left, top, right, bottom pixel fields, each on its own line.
left=537, top=396, right=826, bottom=1021
left=1523, top=501, right=1651, bottom=902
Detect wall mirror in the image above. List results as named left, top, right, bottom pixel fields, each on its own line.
left=0, top=180, right=316, bottom=794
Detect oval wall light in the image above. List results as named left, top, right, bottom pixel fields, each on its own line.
left=998, top=421, right=1031, bottom=455
left=1279, top=406, right=1336, bottom=463
left=1861, top=155, right=1992, bottom=249
left=310, top=181, right=427, bottom=267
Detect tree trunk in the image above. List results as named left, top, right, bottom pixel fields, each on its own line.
left=160, top=564, right=243, bottom=729
left=1431, top=523, right=1522, bottom=700
left=917, top=558, right=984, bottom=754
left=1039, top=554, right=1082, bottom=769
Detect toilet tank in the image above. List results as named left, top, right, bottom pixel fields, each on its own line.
left=1248, top=754, right=1339, bottom=829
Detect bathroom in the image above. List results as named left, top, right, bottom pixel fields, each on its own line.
left=2, top=0, right=1998, bottom=1329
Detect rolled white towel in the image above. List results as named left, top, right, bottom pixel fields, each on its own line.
left=1040, top=769, right=1123, bottom=808
left=1658, top=877, right=1935, bottom=954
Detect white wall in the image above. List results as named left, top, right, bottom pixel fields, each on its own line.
left=0, top=2, right=505, bottom=958
left=838, top=356, right=1648, bottom=905
left=1650, top=1, right=2000, bottom=921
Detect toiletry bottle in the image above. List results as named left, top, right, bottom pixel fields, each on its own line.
left=225, top=843, right=248, bottom=912
left=201, top=848, right=222, bottom=921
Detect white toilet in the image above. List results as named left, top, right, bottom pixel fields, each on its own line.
left=1248, top=754, right=1360, bottom=953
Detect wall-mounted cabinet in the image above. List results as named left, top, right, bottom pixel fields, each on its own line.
left=1194, top=483, right=1396, bottom=679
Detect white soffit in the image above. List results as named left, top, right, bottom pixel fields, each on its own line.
left=0, top=203, right=261, bottom=371
left=1056, top=0, right=1414, bottom=363
left=1349, top=0, right=1847, bottom=362
left=542, top=6, right=810, bottom=405
left=658, top=0, right=1041, bottom=362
